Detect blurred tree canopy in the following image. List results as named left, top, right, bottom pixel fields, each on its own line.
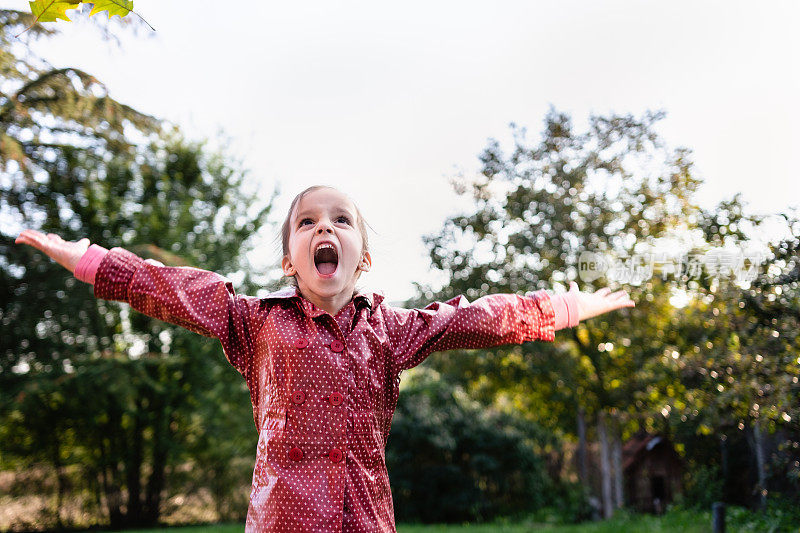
left=1, top=9, right=276, bottom=529
left=416, top=107, right=799, bottom=514
left=418, top=107, right=699, bottom=425
left=0, top=9, right=156, bottom=182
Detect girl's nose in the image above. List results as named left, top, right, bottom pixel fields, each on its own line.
left=316, top=221, right=334, bottom=234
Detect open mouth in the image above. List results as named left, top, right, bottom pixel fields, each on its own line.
left=313, top=243, right=339, bottom=276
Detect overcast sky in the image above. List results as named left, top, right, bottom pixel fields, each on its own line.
left=10, top=0, right=799, bottom=300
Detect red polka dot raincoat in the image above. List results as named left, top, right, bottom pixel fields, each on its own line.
left=92, top=247, right=556, bottom=532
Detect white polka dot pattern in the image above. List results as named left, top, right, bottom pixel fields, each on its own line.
left=93, top=247, right=556, bottom=532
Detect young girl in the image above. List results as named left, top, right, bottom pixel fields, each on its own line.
left=15, top=185, right=634, bottom=532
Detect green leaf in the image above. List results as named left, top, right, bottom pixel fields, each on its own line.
left=88, top=0, right=133, bottom=19
left=28, top=0, right=82, bottom=23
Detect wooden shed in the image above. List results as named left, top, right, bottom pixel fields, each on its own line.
left=623, top=432, right=684, bottom=513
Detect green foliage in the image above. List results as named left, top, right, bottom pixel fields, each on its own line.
left=418, top=107, right=703, bottom=437
left=1, top=132, right=272, bottom=528
left=726, top=493, right=800, bottom=533
left=1, top=9, right=159, bottom=181
left=679, top=463, right=723, bottom=511
left=416, top=105, right=800, bottom=515
left=3, top=356, right=193, bottom=526
left=0, top=11, right=276, bottom=527
left=386, top=367, right=555, bottom=524
left=661, top=203, right=800, bottom=509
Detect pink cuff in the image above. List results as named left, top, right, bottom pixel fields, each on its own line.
left=74, top=244, right=109, bottom=284
left=550, top=291, right=581, bottom=330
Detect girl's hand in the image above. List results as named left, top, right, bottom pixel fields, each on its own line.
left=15, top=229, right=90, bottom=274
left=569, top=280, right=635, bottom=321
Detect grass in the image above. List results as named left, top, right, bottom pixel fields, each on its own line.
left=109, top=508, right=716, bottom=533
left=401, top=508, right=713, bottom=533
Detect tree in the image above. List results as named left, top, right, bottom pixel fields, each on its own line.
left=662, top=200, right=800, bottom=510
left=418, top=106, right=800, bottom=517
left=417, top=106, right=704, bottom=517
left=1, top=10, right=277, bottom=527
left=0, top=9, right=157, bottom=183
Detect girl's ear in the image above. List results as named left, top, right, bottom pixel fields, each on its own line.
left=281, top=255, right=296, bottom=277
left=358, top=251, right=372, bottom=273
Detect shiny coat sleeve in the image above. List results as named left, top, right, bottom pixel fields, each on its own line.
left=381, top=290, right=556, bottom=372
left=93, top=247, right=268, bottom=377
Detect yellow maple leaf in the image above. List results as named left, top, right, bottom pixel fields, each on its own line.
left=88, top=0, right=133, bottom=19
left=28, top=0, right=82, bottom=23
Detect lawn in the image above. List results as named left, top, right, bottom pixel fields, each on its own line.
left=110, top=508, right=716, bottom=533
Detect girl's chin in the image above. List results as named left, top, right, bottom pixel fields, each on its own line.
left=302, top=283, right=353, bottom=301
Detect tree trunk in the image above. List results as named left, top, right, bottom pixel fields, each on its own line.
left=144, top=396, right=172, bottom=526
left=99, top=436, right=123, bottom=529
left=612, top=425, right=624, bottom=509
left=127, top=400, right=145, bottom=526
left=50, top=435, right=65, bottom=529
left=577, top=406, right=588, bottom=484
left=753, top=419, right=768, bottom=510
left=598, top=411, right=613, bottom=518
left=720, top=434, right=728, bottom=501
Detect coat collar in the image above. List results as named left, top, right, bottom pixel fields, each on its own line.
left=261, top=286, right=384, bottom=317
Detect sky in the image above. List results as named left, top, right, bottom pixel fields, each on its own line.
left=9, top=0, right=800, bottom=300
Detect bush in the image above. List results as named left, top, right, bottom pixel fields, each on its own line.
left=547, top=480, right=597, bottom=524
left=385, top=368, right=553, bottom=524
left=680, top=463, right=723, bottom=511
left=727, top=493, right=800, bottom=533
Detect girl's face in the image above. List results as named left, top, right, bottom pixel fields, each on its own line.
left=282, top=188, right=371, bottom=304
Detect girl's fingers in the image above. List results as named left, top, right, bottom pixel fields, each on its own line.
left=615, top=298, right=635, bottom=309
left=16, top=231, right=42, bottom=248
left=16, top=230, right=62, bottom=258
left=596, top=287, right=611, bottom=296
left=17, top=229, right=46, bottom=246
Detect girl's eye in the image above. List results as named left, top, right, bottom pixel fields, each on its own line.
left=336, top=216, right=351, bottom=225
left=299, top=218, right=313, bottom=227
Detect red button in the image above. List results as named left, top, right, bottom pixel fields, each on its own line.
left=289, top=447, right=303, bottom=461
left=330, top=340, right=344, bottom=352
left=294, top=338, right=309, bottom=349
left=329, top=448, right=343, bottom=463
left=329, top=391, right=343, bottom=406
left=291, top=390, right=305, bottom=405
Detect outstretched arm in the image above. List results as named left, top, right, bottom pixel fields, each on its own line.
left=383, top=290, right=556, bottom=372
left=382, top=282, right=635, bottom=373
left=14, top=230, right=267, bottom=378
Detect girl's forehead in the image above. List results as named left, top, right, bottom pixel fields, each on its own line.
left=293, top=188, right=357, bottom=218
